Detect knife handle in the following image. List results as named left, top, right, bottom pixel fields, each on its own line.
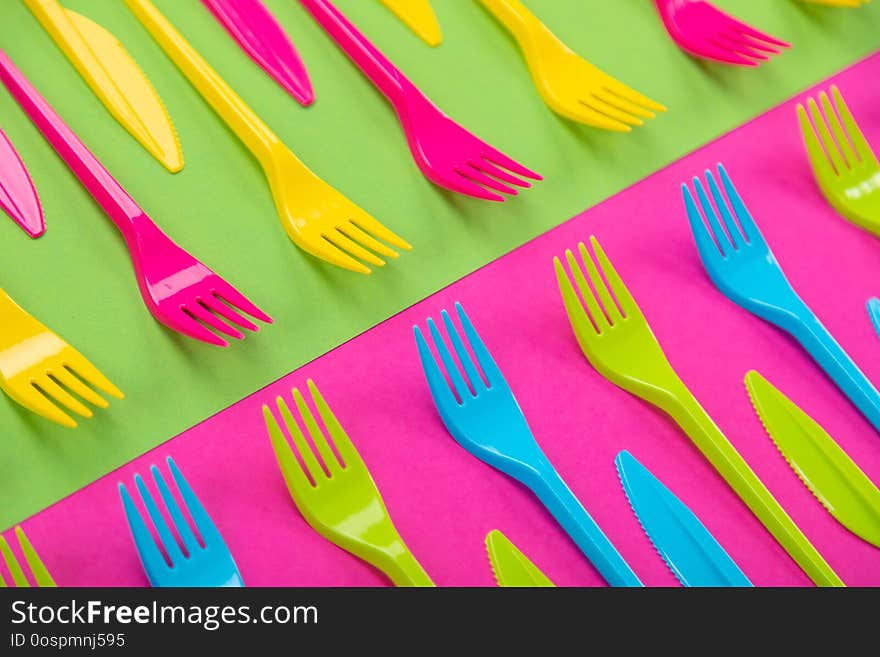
left=529, top=461, right=642, bottom=587
left=667, top=383, right=844, bottom=587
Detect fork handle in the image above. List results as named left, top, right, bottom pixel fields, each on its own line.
left=783, top=303, right=880, bottom=435
left=0, top=49, right=147, bottom=239
left=125, top=0, right=281, bottom=166
left=299, top=0, right=409, bottom=106
left=477, top=0, right=540, bottom=44
left=384, top=547, right=434, bottom=587
left=529, top=462, right=642, bottom=587
left=666, top=385, right=844, bottom=587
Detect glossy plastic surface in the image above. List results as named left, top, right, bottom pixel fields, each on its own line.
left=653, top=0, right=789, bottom=67
left=127, top=0, right=410, bottom=275
left=478, top=0, right=665, bottom=131
left=0, top=49, right=271, bottom=347
left=684, top=164, right=880, bottom=436
left=868, top=298, right=880, bottom=339
left=23, top=0, right=183, bottom=172
left=120, top=457, right=244, bottom=587
left=415, top=302, right=641, bottom=587
left=0, top=287, right=123, bottom=428
left=0, top=527, right=56, bottom=587
left=300, top=0, right=541, bottom=202
left=0, top=128, right=44, bottom=237
left=554, top=236, right=842, bottom=587
left=379, top=0, right=442, bottom=47
left=799, top=0, right=872, bottom=6
left=485, top=530, right=554, bottom=587
left=616, top=451, right=752, bottom=587
left=798, top=86, right=880, bottom=235
left=264, top=380, right=433, bottom=587
left=746, top=370, right=880, bottom=548
left=202, top=0, right=314, bottom=105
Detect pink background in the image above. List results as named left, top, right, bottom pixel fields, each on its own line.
left=6, top=54, right=880, bottom=587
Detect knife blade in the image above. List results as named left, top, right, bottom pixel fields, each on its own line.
left=0, top=129, right=44, bottom=238
left=485, top=530, right=554, bottom=587
left=616, top=450, right=752, bottom=587
left=379, top=0, right=442, bottom=47
left=745, top=370, right=880, bottom=548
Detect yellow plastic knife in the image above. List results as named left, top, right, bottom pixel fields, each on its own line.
left=485, top=530, right=555, bottom=587
left=23, top=0, right=183, bottom=172
left=379, top=0, right=442, bottom=47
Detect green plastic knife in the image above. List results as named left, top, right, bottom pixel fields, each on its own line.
left=745, top=370, right=880, bottom=548
left=485, top=530, right=554, bottom=587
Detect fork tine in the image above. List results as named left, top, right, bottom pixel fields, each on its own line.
left=729, top=18, right=790, bottom=48
left=152, top=462, right=200, bottom=555
left=583, top=96, right=643, bottom=127
left=705, top=170, right=746, bottom=249
left=564, top=248, right=607, bottom=330
left=590, top=236, right=639, bottom=317
left=200, top=296, right=259, bottom=333
left=442, top=309, right=484, bottom=393
left=717, top=164, right=763, bottom=243
left=574, top=101, right=634, bottom=132
left=684, top=184, right=724, bottom=260
left=293, top=386, right=341, bottom=475
left=63, top=356, right=124, bottom=400
left=323, top=230, right=386, bottom=268
left=414, top=325, right=460, bottom=409
left=0, top=535, right=29, bottom=586
left=705, top=42, right=760, bottom=67
left=455, top=302, right=505, bottom=388
left=716, top=34, right=770, bottom=62
left=427, top=317, right=473, bottom=400
left=307, top=379, right=361, bottom=470
left=53, top=367, right=108, bottom=409
left=602, top=83, right=666, bottom=115
left=168, top=310, right=231, bottom=347
left=820, top=91, right=857, bottom=170
left=448, top=172, right=507, bottom=202
left=349, top=214, right=412, bottom=252
left=595, top=88, right=655, bottom=120
left=310, top=237, right=373, bottom=275
left=8, top=384, right=77, bottom=428
left=135, top=472, right=185, bottom=565
left=807, top=98, right=847, bottom=175
left=339, top=223, right=399, bottom=259
left=33, top=376, right=92, bottom=418
left=554, top=256, right=600, bottom=349
left=579, top=242, right=623, bottom=323
left=480, top=146, right=542, bottom=181
left=277, top=395, right=326, bottom=482
left=184, top=303, right=245, bottom=341
left=263, top=405, right=315, bottom=494
left=212, top=285, right=273, bottom=325
left=693, top=176, right=733, bottom=253
left=166, top=458, right=225, bottom=547
left=736, top=32, right=784, bottom=56
left=473, top=159, right=533, bottom=188
left=15, top=528, right=55, bottom=587
left=831, top=86, right=874, bottom=164
left=455, top=165, right=518, bottom=196
left=119, top=483, right=170, bottom=580
left=798, top=104, right=837, bottom=181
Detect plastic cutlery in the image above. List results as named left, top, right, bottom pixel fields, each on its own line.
left=653, top=0, right=789, bottom=67
left=868, top=298, right=880, bottom=339
left=478, top=0, right=665, bottom=131
left=202, top=0, right=314, bottom=105
left=798, top=85, right=880, bottom=235
left=616, top=451, right=752, bottom=587
left=0, top=128, right=44, bottom=237
left=23, top=0, right=183, bottom=172
left=800, top=0, right=872, bottom=6
left=264, top=380, right=434, bottom=586
left=746, top=370, right=880, bottom=548
left=485, top=530, right=554, bottom=587
left=684, top=164, right=880, bottom=436
left=554, top=236, right=842, bottom=586
left=0, top=49, right=271, bottom=347
left=415, top=302, right=641, bottom=587
left=0, top=527, right=56, bottom=587
left=379, top=0, right=442, bottom=46
left=0, top=286, right=123, bottom=428
left=300, top=0, right=541, bottom=202
left=120, top=457, right=244, bottom=587
left=127, top=0, right=409, bottom=274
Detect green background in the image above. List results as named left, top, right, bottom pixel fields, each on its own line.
left=0, top=0, right=878, bottom=529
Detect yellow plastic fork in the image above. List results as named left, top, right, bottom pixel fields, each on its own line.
left=0, top=287, right=122, bottom=428
left=800, top=0, right=871, bottom=7
left=0, top=527, right=56, bottom=587
left=126, top=0, right=411, bottom=275
left=553, top=237, right=843, bottom=587
left=478, top=0, right=665, bottom=131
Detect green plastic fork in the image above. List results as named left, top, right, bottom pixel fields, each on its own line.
left=554, top=236, right=843, bottom=587
left=798, top=85, right=880, bottom=235
left=0, top=527, right=55, bottom=587
left=263, top=380, right=433, bottom=587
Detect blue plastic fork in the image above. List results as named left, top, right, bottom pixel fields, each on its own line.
left=684, top=164, right=880, bottom=436
left=414, top=302, right=642, bottom=587
left=119, top=457, right=243, bottom=587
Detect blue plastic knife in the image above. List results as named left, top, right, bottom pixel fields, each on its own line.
left=616, top=451, right=752, bottom=587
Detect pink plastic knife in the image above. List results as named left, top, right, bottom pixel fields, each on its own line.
left=0, top=128, right=45, bottom=238
left=201, top=0, right=314, bottom=105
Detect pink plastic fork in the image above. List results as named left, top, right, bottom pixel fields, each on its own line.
left=299, top=0, right=540, bottom=202
left=653, top=0, right=790, bottom=67
left=0, top=128, right=44, bottom=238
left=0, top=49, right=272, bottom=347
left=202, top=0, right=314, bottom=106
